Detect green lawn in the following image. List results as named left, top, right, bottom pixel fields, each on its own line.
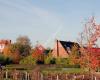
left=41, top=67, right=88, bottom=75
left=3, top=64, right=89, bottom=75
left=3, top=64, right=35, bottom=70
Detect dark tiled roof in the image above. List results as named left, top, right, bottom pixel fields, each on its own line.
left=59, top=41, right=80, bottom=53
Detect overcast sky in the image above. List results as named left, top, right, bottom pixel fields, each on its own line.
left=0, top=0, right=100, bottom=47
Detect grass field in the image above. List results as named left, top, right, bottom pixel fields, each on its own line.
left=41, top=67, right=88, bottom=75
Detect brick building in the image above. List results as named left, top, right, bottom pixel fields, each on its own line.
left=52, top=40, right=80, bottom=58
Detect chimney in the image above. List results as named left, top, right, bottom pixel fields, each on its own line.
left=57, top=40, right=59, bottom=57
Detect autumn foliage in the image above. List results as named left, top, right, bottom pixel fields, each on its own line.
left=3, top=44, right=20, bottom=63
left=79, top=17, right=100, bottom=70
left=32, top=45, right=45, bottom=62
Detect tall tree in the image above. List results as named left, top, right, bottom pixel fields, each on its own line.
left=16, top=36, right=31, bottom=56
left=78, top=17, right=100, bottom=70
left=16, top=36, right=31, bottom=45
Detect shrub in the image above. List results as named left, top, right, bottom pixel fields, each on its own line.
left=0, top=54, right=5, bottom=64
left=19, top=55, right=36, bottom=65
left=50, top=58, right=56, bottom=64
left=0, top=54, right=13, bottom=65
left=55, top=57, right=62, bottom=65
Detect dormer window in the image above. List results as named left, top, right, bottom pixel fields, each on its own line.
left=67, top=47, right=71, bottom=53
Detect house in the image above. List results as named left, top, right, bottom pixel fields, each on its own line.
left=0, top=40, right=11, bottom=53
left=51, top=40, right=80, bottom=58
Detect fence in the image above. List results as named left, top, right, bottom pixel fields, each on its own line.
left=0, top=65, right=100, bottom=80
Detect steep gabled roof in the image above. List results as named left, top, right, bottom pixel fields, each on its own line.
left=59, top=41, right=80, bottom=53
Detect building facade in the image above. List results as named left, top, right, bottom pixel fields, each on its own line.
left=52, top=40, right=80, bottom=58
left=0, top=40, right=11, bottom=53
